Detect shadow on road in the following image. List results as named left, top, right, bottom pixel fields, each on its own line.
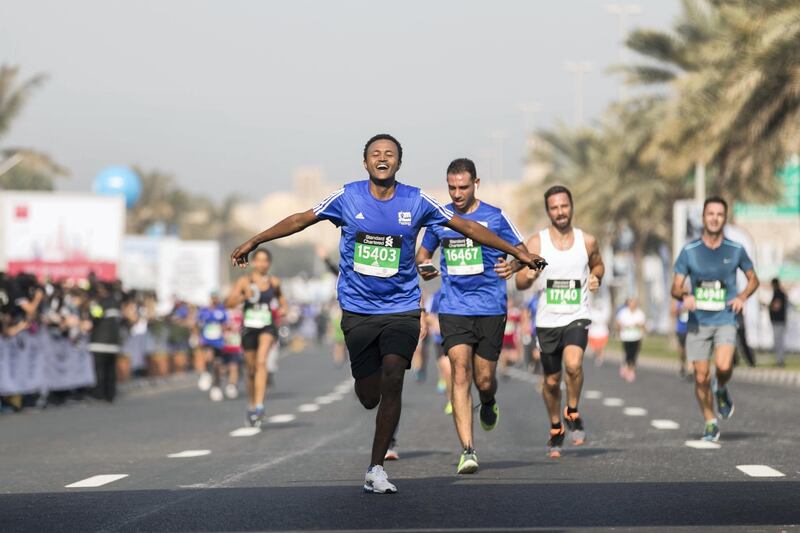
left=3, top=480, right=798, bottom=532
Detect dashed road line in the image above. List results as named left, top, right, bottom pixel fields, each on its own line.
left=623, top=407, right=648, bottom=417
left=229, top=427, right=261, bottom=437
left=267, top=414, right=297, bottom=424
left=298, top=403, right=320, bottom=413
left=651, top=419, right=680, bottom=430
left=315, top=395, right=339, bottom=405
left=584, top=390, right=603, bottom=399
left=65, top=474, right=129, bottom=488
left=167, top=450, right=211, bottom=458
left=736, top=465, right=785, bottom=478
left=602, top=398, right=624, bottom=407
left=684, top=440, right=721, bottom=450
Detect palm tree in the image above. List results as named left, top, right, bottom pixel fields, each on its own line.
left=624, top=1, right=800, bottom=202
left=0, top=64, right=66, bottom=190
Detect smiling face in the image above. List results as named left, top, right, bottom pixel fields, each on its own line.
left=363, top=139, right=401, bottom=182
left=702, top=201, right=727, bottom=236
left=446, top=171, right=478, bottom=212
left=546, top=192, right=573, bottom=230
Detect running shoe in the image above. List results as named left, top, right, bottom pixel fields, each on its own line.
left=246, top=405, right=265, bottom=428
left=456, top=448, right=479, bottom=475
left=479, top=401, right=499, bottom=431
left=444, top=401, right=453, bottom=415
left=702, top=420, right=720, bottom=442
left=209, top=386, right=224, bottom=402
left=715, top=387, right=735, bottom=420
left=254, top=405, right=265, bottom=426
left=547, top=426, right=566, bottom=458
left=384, top=439, right=399, bottom=461
left=197, top=371, right=212, bottom=391
left=563, top=407, right=585, bottom=445
left=437, top=378, right=447, bottom=394
left=224, top=383, right=239, bottom=400
left=363, top=465, right=397, bottom=494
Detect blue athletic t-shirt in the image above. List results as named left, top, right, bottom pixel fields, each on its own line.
left=673, top=238, right=754, bottom=326
left=313, top=180, right=453, bottom=315
left=420, top=201, right=523, bottom=316
left=197, top=304, right=228, bottom=348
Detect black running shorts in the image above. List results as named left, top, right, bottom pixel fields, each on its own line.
left=241, top=326, right=278, bottom=351
left=438, top=314, right=506, bottom=362
left=341, top=310, right=421, bottom=379
left=536, top=319, right=590, bottom=375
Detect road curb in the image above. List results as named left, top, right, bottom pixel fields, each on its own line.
left=605, top=351, right=800, bottom=389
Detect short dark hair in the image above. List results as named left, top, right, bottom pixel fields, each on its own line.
left=703, top=196, right=728, bottom=214
left=446, top=158, right=477, bottom=180
left=363, top=133, right=402, bottom=164
left=253, top=248, right=271, bottom=261
left=544, top=185, right=573, bottom=209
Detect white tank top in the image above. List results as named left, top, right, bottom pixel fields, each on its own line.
left=535, top=227, right=591, bottom=328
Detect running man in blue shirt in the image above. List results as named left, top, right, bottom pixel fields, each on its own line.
left=416, top=158, right=527, bottom=474
left=671, top=196, right=759, bottom=442
left=231, top=134, right=546, bottom=494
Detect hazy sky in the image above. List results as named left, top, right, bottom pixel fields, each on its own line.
left=2, top=0, right=680, bottom=202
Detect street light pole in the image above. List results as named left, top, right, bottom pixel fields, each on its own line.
left=606, top=3, right=642, bottom=101
left=565, top=62, right=592, bottom=127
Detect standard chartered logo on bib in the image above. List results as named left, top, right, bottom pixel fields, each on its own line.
left=695, top=280, right=727, bottom=311
left=546, top=279, right=582, bottom=314
left=354, top=232, right=402, bottom=277
left=443, top=237, right=484, bottom=275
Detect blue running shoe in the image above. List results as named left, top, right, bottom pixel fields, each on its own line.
left=702, top=421, right=720, bottom=442
left=715, top=387, right=734, bottom=420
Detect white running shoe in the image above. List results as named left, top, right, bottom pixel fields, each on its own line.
left=224, top=383, right=239, bottom=399
left=363, top=465, right=397, bottom=494
left=197, top=372, right=212, bottom=392
left=209, top=386, right=224, bottom=402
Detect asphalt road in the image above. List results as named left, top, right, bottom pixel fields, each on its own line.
left=1, top=346, right=798, bottom=533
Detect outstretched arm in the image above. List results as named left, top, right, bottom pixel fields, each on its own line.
left=515, top=233, right=542, bottom=290
left=231, top=209, right=321, bottom=268
left=445, top=216, right=546, bottom=271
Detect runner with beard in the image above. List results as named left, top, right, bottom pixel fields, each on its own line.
left=516, top=185, right=604, bottom=458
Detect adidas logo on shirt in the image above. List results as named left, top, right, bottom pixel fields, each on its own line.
left=356, top=212, right=365, bottom=220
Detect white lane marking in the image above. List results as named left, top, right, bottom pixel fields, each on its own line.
left=736, top=465, right=785, bottom=478
left=334, top=384, right=352, bottom=394
left=167, top=450, right=211, bottom=458
left=684, top=440, right=721, bottom=449
left=584, top=390, right=603, bottom=399
left=623, top=407, right=648, bottom=417
left=315, top=395, right=340, bottom=405
left=651, top=419, right=680, bottom=430
left=602, top=398, right=624, bottom=407
left=65, top=474, right=128, bottom=488
left=298, top=403, right=320, bottom=413
left=230, top=427, right=261, bottom=437
left=267, top=414, right=296, bottom=424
